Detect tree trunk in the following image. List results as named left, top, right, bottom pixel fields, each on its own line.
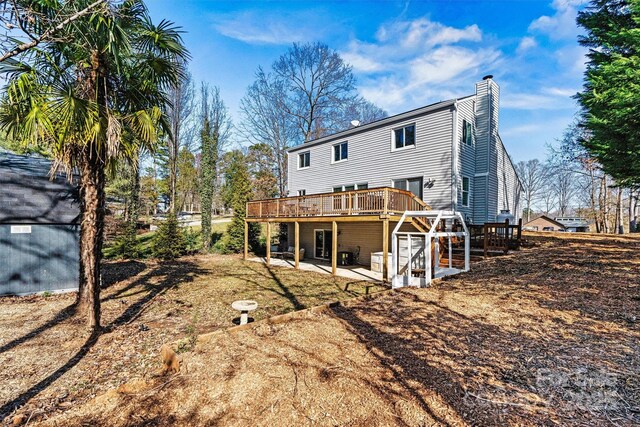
left=76, top=148, right=106, bottom=330
left=630, top=189, right=637, bottom=233
left=617, top=187, right=624, bottom=234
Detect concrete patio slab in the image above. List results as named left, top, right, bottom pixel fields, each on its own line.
left=246, top=257, right=384, bottom=283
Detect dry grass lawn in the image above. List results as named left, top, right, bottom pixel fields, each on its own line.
left=0, top=255, right=381, bottom=424
left=28, top=232, right=640, bottom=427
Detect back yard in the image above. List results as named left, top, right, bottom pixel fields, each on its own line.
left=0, top=256, right=381, bottom=425
left=1, top=233, right=639, bottom=426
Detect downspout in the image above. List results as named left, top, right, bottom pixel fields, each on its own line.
left=451, top=102, right=459, bottom=212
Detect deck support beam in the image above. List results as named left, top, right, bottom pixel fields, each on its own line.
left=243, top=220, right=248, bottom=260
left=332, top=221, right=338, bottom=276
left=266, top=222, right=271, bottom=265
left=294, top=221, right=300, bottom=269
left=382, top=218, right=389, bottom=282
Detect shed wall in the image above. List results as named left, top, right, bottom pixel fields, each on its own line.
left=0, top=224, right=79, bottom=295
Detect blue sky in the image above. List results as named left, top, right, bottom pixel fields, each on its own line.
left=147, top=0, right=587, bottom=162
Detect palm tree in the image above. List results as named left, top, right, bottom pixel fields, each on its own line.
left=0, top=0, right=188, bottom=329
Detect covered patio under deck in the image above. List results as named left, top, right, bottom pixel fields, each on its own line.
left=246, top=256, right=385, bottom=283
left=243, top=187, right=430, bottom=281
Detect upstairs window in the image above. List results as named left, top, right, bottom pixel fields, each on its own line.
left=462, top=176, right=470, bottom=207
left=393, top=124, right=416, bottom=149
left=298, top=151, right=310, bottom=169
left=462, top=120, right=473, bottom=146
left=333, top=141, right=348, bottom=163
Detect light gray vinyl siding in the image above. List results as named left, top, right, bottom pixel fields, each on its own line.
left=287, top=107, right=455, bottom=210
left=455, top=97, right=476, bottom=221
left=472, top=78, right=501, bottom=223
left=496, top=135, right=522, bottom=220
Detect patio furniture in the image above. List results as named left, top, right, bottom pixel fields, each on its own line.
left=337, top=251, right=353, bottom=266
left=231, top=300, right=258, bottom=325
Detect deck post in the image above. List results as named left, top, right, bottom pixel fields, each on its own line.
left=294, top=221, right=300, bottom=269
left=266, top=222, right=271, bottom=265
left=382, top=218, right=389, bottom=282
left=483, top=224, right=488, bottom=258
left=332, top=221, right=338, bottom=276
left=243, top=220, right=248, bottom=260
left=383, top=188, right=389, bottom=214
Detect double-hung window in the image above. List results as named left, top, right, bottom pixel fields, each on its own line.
left=298, top=151, right=310, bottom=169
left=462, top=176, right=470, bottom=207
left=462, top=120, right=473, bottom=146
left=393, top=124, right=416, bottom=150
left=333, top=141, right=348, bottom=163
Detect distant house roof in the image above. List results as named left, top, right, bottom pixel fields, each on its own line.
left=0, top=151, right=80, bottom=224
left=524, top=215, right=566, bottom=230
left=554, top=217, right=590, bottom=228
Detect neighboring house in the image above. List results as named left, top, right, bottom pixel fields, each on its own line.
left=0, top=152, right=80, bottom=295
left=523, top=215, right=566, bottom=232
left=245, top=76, right=522, bottom=275
left=554, top=217, right=591, bottom=232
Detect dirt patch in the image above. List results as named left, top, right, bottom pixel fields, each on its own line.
left=0, top=255, right=380, bottom=424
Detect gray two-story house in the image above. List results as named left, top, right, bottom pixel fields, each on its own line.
left=245, top=76, right=522, bottom=276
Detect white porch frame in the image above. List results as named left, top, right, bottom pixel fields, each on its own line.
left=391, top=210, right=470, bottom=289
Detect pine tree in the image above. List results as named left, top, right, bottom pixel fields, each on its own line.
left=576, top=0, right=640, bottom=186
left=200, top=112, right=215, bottom=251
left=223, top=150, right=259, bottom=252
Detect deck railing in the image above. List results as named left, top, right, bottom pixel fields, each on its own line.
left=246, top=187, right=428, bottom=219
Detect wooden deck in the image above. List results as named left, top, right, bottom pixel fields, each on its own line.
left=246, top=187, right=428, bottom=221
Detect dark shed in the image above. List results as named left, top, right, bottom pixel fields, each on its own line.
left=0, top=151, right=80, bottom=295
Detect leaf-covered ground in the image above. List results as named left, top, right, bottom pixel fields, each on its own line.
left=0, top=255, right=380, bottom=425
left=3, top=233, right=640, bottom=426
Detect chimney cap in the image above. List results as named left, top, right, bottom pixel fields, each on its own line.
left=482, top=74, right=493, bottom=80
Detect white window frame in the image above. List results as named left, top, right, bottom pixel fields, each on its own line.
left=391, top=123, right=416, bottom=151
left=332, top=183, right=368, bottom=192
left=332, top=141, right=348, bottom=163
left=462, top=119, right=473, bottom=146
left=298, top=151, right=310, bottom=170
left=462, top=176, right=470, bottom=207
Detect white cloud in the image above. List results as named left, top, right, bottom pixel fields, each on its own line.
left=341, top=17, right=496, bottom=111
left=517, top=36, right=537, bottom=54
left=502, top=92, right=578, bottom=110
left=542, top=86, right=578, bottom=97
left=211, top=11, right=318, bottom=45
left=528, top=0, right=585, bottom=40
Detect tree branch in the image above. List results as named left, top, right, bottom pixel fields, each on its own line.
left=0, top=0, right=106, bottom=63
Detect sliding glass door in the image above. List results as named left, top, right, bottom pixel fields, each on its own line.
left=314, top=229, right=333, bottom=259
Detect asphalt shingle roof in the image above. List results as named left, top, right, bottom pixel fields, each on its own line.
left=0, top=151, right=80, bottom=224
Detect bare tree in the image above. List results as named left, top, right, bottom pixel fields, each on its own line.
left=273, top=42, right=358, bottom=142
left=339, top=98, right=387, bottom=129
left=165, top=69, right=194, bottom=213
left=239, top=68, right=295, bottom=196
left=516, top=159, right=546, bottom=222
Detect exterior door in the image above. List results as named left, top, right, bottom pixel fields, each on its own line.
left=314, top=229, right=333, bottom=259
left=394, top=177, right=423, bottom=199
left=408, top=177, right=423, bottom=199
